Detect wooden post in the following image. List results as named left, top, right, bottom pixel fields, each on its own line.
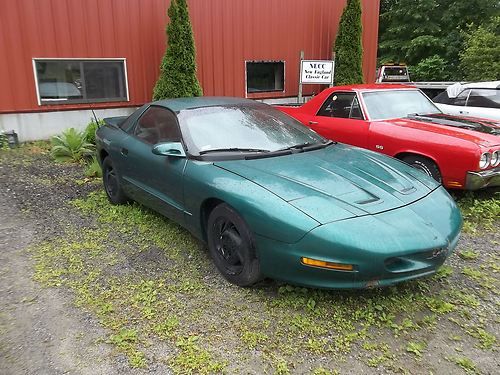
left=330, top=51, right=336, bottom=88
left=298, top=50, right=304, bottom=104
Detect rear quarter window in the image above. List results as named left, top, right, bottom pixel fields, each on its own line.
left=467, top=89, right=500, bottom=109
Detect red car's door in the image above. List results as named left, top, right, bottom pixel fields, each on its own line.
left=306, top=91, right=369, bottom=148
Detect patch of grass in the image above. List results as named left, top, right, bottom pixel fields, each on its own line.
left=457, top=191, right=500, bottom=233
left=466, top=326, right=496, bottom=349
left=406, top=341, right=426, bottom=357
left=447, top=291, right=479, bottom=309
left=462, top=267, right=497, bottom=290
left=425, top=296, right=455, bottom=314
left=171, top=336, right=226, bottom=374
left=458, top=249, right=479, bottom=261
left=447, top=356, right=478, bottom=374
left=153, top=316, right=179, bottom=339
left=241, top=330, right=268, bottom=350
left=433, top=265, right=453, bottom=280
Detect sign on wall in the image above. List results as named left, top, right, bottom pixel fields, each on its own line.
left=300, top=60, right=335, bottom=84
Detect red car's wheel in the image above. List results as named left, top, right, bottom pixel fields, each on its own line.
left=403, top=155, right=442, bottom=183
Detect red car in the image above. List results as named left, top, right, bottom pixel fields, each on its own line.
left=277, top=84, right=500, bottom=190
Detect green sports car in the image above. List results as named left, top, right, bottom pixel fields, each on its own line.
left=96, top=97, right=462, bottom=289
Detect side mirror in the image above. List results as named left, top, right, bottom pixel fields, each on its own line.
left=152, top=142, right=186, bottom=157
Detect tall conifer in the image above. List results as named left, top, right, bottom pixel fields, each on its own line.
left=333, top=0, right=364, bottom=85
left=153, top=0, right=202, bottom=100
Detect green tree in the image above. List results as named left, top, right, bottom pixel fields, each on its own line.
left=411, top=55, right=450, bottom=81
left=153, top=0, right=202, bottom=100
left=334, top=0, right=364, bottom=85
left=460, top=17, right=500, bottom=81
left=378, top=0, right=499, bottom=81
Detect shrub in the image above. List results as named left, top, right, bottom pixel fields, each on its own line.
left=84, top=119, right=104, bottom=145
left=333, top=0, right=364, bottom=85
left=50, top=128, right=95, bottom=163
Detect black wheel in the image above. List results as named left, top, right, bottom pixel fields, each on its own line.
left=207, top=203, right=262, bottom=286
left=102, top=156, right=128, bottom=205
left=402, top=155, right=442, bottom=183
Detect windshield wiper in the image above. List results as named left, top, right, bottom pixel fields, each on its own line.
left=277, top=140, right=334, bottom=152
left=199, top=147, right=270, bottom=155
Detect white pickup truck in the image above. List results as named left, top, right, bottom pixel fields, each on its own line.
left=375, top=65, right=454, bottom=99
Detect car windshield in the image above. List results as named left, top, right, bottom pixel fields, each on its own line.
left=362, top=89, right=441, bottom=120
left=178, top=102, right=326, bottom=156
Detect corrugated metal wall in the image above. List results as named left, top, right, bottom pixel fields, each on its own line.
left=0, top=0, right=380, bottom=114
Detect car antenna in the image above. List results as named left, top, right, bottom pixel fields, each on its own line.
left=91, top=107, right=101, bottom=127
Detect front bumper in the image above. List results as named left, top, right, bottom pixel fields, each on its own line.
left=465, top=168, right=500, bottom=190
left=255, top=187, right=462, bottom=289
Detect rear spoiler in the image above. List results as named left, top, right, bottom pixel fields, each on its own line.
left=103, top=116, right=128, bottom=128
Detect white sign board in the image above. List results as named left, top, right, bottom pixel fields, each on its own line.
left=300, top=60, right=334, bottom=84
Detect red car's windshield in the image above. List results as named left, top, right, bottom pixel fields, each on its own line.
left=362, top=89, right=441, bottom=120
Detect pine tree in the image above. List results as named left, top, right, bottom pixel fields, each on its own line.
left=333, top=0, right=364, bottom=85
left=153, top=0, right=202, bottom=100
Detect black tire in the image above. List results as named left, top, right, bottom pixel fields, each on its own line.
left=102, top=156, right=128, bottom=205
left=207, top=203, right=262, bottom=286
left=402, top=155, right=442, bottom=183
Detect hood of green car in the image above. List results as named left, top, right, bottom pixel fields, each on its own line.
left=214, top=144, right=439, bottom=224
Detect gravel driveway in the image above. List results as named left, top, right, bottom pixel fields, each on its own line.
left=0, top=145, right=498, bottom=374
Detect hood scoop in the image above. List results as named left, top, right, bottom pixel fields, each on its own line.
left=215, top=146, right=433, bottom=224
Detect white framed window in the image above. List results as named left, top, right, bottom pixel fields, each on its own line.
left=245, top=61, right=285, bottom=94
left=33, top=58, right=129, bottom=105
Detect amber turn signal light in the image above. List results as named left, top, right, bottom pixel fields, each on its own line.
left=301, top=257, right=354, bottom=271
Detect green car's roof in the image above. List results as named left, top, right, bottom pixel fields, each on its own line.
left=153, top=96, right=257, bottom=112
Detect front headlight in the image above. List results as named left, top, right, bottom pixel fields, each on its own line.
left=479, top=152, right=491, bottom=169
left=491, top=151, right=500, bottom=167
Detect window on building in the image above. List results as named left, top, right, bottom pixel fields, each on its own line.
left=246, top=61, right=284, bottom=93
left=34, top=59, right=128, bottom=104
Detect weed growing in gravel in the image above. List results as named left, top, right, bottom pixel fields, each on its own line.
left=456, top=191, right=500, bottom=233
left=405, top=341, right=427, bottom=357
left=447, top=356, right=478, bottom=374
left=84, top=155, right=102, bottom=178
left=459, top=249, right=480, bottom=260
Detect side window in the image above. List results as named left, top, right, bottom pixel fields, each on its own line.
left=451, top=89, right=470, bottom=106
left=467, top=89, right=500, bottom=109
left=350, top=96, right=364, bottom=119
left=317, top=92, right=363, bottom=119
left=134, top=106, right=180, bottom=145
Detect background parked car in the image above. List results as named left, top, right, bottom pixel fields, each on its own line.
left=433, top=81, right=500, bottom=120
left=277, top=85, right=500, bottom=190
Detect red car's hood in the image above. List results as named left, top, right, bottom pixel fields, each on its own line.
left=385, top=113, right=500, bottom=147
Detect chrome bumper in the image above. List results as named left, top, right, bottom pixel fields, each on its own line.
left=465, top=168, right=500, bottom=190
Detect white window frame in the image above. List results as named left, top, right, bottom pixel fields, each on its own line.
left=32, top=57, right=129, bottom=105
left=245, top=60, right=286, bottom=97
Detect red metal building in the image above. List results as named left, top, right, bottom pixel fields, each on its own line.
left=0, top=0, right=380, bottom=140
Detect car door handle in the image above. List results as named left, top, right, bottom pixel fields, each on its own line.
left=309, top=121, right=319, bottom=125
left=121, top=147, right=128, bottom=156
